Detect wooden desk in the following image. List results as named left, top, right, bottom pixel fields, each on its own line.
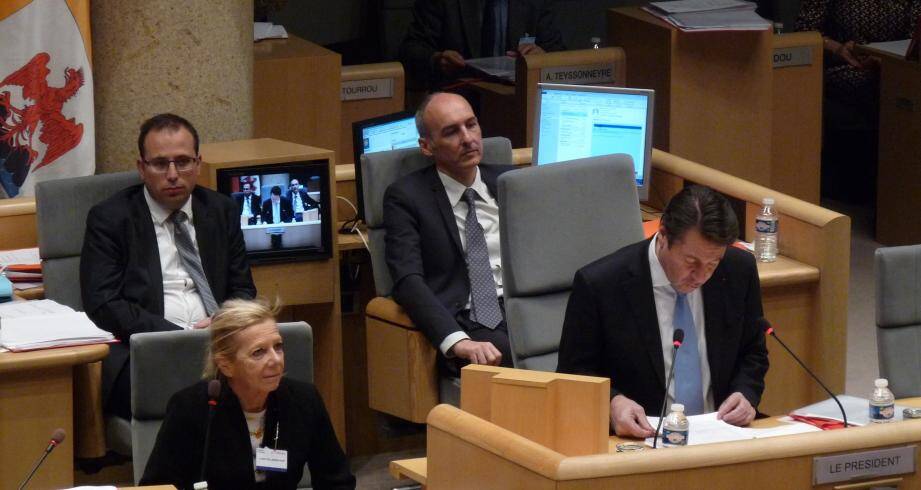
left=857, top=43, right=921, bottom=245
left=393, top=398, right=921, bottom=487
left=0, top=344, right=109, bottom=490
left=608, top=9, right=823, bottom=204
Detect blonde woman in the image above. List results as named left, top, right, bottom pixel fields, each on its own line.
left=141, top=299, right=354, bottom=489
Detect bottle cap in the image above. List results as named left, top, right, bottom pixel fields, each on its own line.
left=591, top=37, right=601, bottom=43
left=193, top=482, right=209, bottom=490
left=762, top=197, right=775, bottom=205
left=876, top=378, right=889, bottom=388
left=671, top=403, right=684, bottom=412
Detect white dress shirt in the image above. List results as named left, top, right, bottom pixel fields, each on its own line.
left=143, top=188, right=208, bottom=329
left=292, top=190, right=305, bottom=213
left=436, top=167, right=503, bottom=355
left=272, top=199, right=281, bottom=224
left=648, top=233, right=715, bottom=412
left=241, top=194, right=254, bottom=217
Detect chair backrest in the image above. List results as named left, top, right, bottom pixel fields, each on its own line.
left=499, top=154, right=644, bottom=371
left=129, top=321, right=313, bottom=484
left=35, top=171, right=141, bottom=310
left=360, top=136, right=513, bottom=296
left=875, top=245, right=921, bottom=398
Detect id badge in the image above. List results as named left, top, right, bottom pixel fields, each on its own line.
left=255, top=447, right=288, bottom=472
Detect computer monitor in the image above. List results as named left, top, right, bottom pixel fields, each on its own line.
left=352, top=111, right=420, bottom=220
left=532, top=83, right=655, bottom=201
left=216, top=160, right=333, bottom=264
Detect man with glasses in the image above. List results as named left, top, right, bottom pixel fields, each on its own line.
left=288, top=178, right=319, bottom=222
left=81, top=113, right=256, bottom=418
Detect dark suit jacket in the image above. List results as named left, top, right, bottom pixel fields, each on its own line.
left=290, top=189, right=319, bottom=212
left=141, top=378, right=355, bottom=490
left=261, top=197, right=294, bottom=224
left=557, top=238, right=768, bottom=415
left=399, top=0, right=565, bottom=87
left=383, top=164, right=516, bottom=349
left=81, top=185, right=256, bottom=404
left=234, top=193, right=261, bottom=222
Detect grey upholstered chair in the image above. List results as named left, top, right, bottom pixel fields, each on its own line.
left=130, top=322, right=313, bottom=486
left=35, top=171, right=141, bottom=309
left=498, top=154, right=644, bottom=371
left=361, top=137, right=513, bottom=418
left=35, top=171, right=142, bottom=455
left=875, top=245, right=921, bottom=398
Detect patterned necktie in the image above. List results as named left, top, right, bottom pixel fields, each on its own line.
left=461, top=188, right=502, bottom=329
left=673, top=291, right=704, bottom=415
left=169, top=211, right=219, bottom=316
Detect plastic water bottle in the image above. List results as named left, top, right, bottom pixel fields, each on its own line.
left=755, top=197, right=778, bottom=262
left=773, top=22, right=784, bottom=35
left=591, top=37, right=601, bottom=49
left=869, top=378, right=895, bottom=423
left=662, top=403, right=689, bottom=447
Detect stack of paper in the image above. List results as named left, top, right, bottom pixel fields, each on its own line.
left=644, top=0, right=772, bottom=32
left=645, top=411, right=820, bottom=446
left=0, top=301, right=114, bottom=351
left=0, top=247, right=42, bottom=290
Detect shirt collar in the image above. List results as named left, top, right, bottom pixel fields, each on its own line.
left=144, top=186, right=193, bottom=226
left=648, top=233, right=672, bottom=288
left=437, top=166, right=489, bottom=207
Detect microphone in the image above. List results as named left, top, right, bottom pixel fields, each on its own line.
left=18, top=428, right=65, bottom=490
left=759, top=318, right=848, bottom=428
left=199, top=379, right=222, bottom=484
left=653, top=329, right=684, bottom=449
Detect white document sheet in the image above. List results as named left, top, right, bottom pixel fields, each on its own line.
left=0, top=312, right=114, bottom=351
left=791, top=395, right=911, bottom=426
left=0, top=247, right=39, bottom=266
left=0, top=299, right=74, bottom=318
left=645, top=411, right=820, bottom=446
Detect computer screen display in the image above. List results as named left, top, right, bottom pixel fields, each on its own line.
left=533, top=83, right=654, bottom=200
left=216, top=160, right=332, bottom=264
left=352, top=111, right=421, bottom=220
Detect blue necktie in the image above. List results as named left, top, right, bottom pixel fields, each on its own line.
left=462, top=188, right=502, bottom=329
left=673, top=292, right=704, bottom=415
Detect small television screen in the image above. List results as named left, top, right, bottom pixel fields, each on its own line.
left=216, top=160, right=332, bottom=264
left=352, top=111, right=420, bottom=220
left=532, top=83, right=655, bottom=201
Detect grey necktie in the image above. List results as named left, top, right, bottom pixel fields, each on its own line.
left=461, top=188, right=502, bottom=329
left=169, top=211, right=219, bottom=316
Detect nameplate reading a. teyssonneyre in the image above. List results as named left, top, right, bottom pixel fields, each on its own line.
left=773, top=46, right=813, bottom=68
left=341, top=78, right=393, bottom=101
left=814, top=445, right=916, bottom=485
left=540, top=64, right=615, bottom=85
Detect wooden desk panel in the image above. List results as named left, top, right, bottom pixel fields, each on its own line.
left=0, top=344, right=108, bottom=490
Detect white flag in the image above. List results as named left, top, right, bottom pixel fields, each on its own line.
left=0, top=0, right=95, bottom=197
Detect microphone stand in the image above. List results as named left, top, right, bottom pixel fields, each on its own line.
left=653, top=340, right=682, bottom=449
left=768, top=329, right=848, bottom=428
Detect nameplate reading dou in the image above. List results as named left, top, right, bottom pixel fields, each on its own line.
left=341, top=78, right=393, bottom=101
left=773, top=46, right=813, bottom=68
left=540, top=64, right=615, bottom=85
left=813, top=445, right=916, bottom=485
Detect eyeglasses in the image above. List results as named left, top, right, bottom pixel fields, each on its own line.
left=142, top=155, right=199, bottom=173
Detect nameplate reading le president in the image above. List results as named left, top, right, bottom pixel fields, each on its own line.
left=813, top=445, right=916, bottom=485
left=341, top=78, right=394, bottom=101
left=541, top=64, right=615, bottom=85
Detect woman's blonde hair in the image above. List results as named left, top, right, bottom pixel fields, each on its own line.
left=202, top=297, right=281, bottom=379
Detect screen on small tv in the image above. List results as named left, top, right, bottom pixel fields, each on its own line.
left=216, top=160, right=332, bottom=264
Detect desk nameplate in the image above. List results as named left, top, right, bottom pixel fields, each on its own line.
left=540, top=64, right=615, bottom=85
left=341, top=78, right=393, bottom=101
left=814, top=445, right=916, bottom=485
left=773, top=46, right=813, bottom=68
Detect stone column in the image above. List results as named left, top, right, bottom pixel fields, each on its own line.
left=92, top=1, right=253, bottom=173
